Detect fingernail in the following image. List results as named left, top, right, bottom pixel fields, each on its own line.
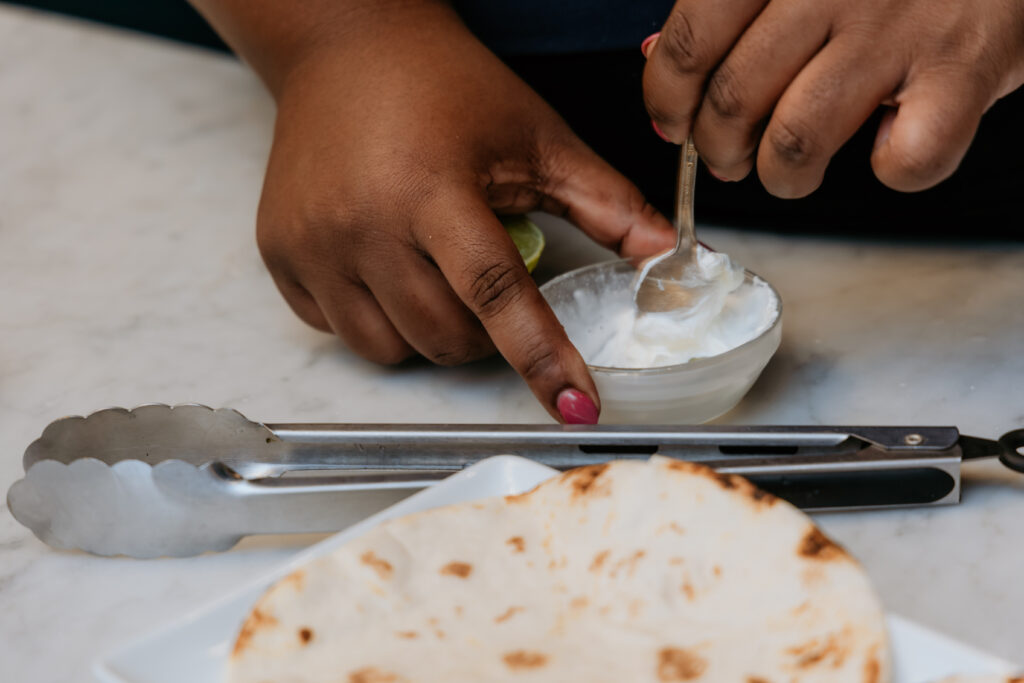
left=640, top=32, right=661, bottom=58
left=651, top=119, right=672, bottom=143
left=707, top=167, right=730, bottom=182
left=557, top=388, right=599, bottom=425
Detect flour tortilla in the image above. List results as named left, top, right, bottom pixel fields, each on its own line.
left=228, top=458, right=890, bottom=682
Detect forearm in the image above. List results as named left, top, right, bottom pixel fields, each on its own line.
left=187, top=0, right=452, bottom=98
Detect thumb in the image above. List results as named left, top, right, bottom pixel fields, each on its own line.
left=541, top=138, right=676, bottom=258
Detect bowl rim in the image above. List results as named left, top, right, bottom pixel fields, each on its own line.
left=539, top=258, right=783, bottom=375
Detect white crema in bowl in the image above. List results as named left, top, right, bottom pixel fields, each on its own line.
left=566, top=248, right=779, bottom=369
left=541, top=256, right=783, bottom=423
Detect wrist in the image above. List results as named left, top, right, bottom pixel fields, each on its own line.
left=269, top=0, right=463, bottom=100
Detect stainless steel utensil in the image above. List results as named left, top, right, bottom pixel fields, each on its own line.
left=7, top=404, right=1023, bottom=558
left=633, top=136, right=714, bottom=313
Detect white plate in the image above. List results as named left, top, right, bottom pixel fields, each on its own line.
left=94, top=456, right=1017, bottom=683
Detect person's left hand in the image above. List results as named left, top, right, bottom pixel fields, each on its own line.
left=642, top=0, right=1024, bottom=198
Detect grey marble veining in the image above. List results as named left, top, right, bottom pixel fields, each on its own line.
left=1, top=6, right=1022, bottom=682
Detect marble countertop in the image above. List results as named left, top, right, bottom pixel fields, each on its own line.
left=1, top=6, right=1022, bottom=681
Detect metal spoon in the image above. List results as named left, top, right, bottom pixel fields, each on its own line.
left=633, top=136, right=714, bottom=313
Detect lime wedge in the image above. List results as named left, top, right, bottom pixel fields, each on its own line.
left=501, top=215, right=545, bottom=273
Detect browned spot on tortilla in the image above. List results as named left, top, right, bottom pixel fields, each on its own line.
left=503, top=650, right=549, bottom=670
left=799, top=528, right=847, bottom=561
left=504, top=481, right=542, bottom=504
left=714, top=471, right=741, bottom=489
left=360, top=551, right=393, bottom=579
left=231, top=607, right=278, bottom=658
left=395, top=630, right=418, bottom=639
left=569, top=595, right=589, bottom=609
left=669, top=556, right=685, bottom=566
left=791, top=601, right=811, bottom=616
left=348, top=667, right=405, bottom=683
left=440, top=561, right=473, bottom=578
left=863, top=654, right=879, bottom=683
left=787, top=630, right=850, bottom=669
left=749, top=487, right=778, bottom=505
left=610, top=550, right=646, bottom=578
left=507, top=536, right=525, bottom=553
left=681, top=581, right=695, bottom=600
left=282, top=570, right=305, bottom=590
left=298, top=627, right=313, bottom=644
left=657, top=647, right=707, bottom=681
left=747, top=678, right=772, bottom=683
left=562, top=463, right=610, bottom=498
left=590, top=549, right=611, bottom=572
left=667, top=460, right=776, bottom=506
left=712, top=565, right=722, bottom=577
left=669, top=522, right=686, bottom=534
left=454, top=605, right=464, bottom=617
left=665, top=460, right=699, bottom=473
left=494, top=606, right=524, bottom=623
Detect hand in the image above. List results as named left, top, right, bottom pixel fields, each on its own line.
left=643, top=0, right=1024, bottom=197
left=255, top=4, right=674, bottom=422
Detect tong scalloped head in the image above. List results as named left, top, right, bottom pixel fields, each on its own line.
left=22, top=403, right=284, bottom=473
left=7, top=454, right=426, bottom=558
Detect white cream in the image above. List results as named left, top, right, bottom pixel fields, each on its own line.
left=568, top=248, right=778, bottom=369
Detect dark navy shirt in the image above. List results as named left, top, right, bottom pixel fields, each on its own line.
left=452, top=1, right=674, bottom=55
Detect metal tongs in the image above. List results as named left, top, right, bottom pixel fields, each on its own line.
left=7, top=404, right=1024, bottom=558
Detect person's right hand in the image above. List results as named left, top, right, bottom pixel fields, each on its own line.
left=253, top=3, right=675, bottom=422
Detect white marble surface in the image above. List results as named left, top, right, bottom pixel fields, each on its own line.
left=1, top=6, right=1022, bottom=681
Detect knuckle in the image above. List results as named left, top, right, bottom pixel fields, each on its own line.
left=466, top=259, right=528, bottom=319
left=661, top=11, right=707, bottom=74
left=705, top=65, right=747, bottom=121
left=426, top=340, right=492, bottom=367
left=766, top=116, right=819, bottom=167
left=518, top=337, right=562, bottom=384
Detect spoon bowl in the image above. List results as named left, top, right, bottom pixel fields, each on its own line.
left=633, top=136, right=721, bottom=314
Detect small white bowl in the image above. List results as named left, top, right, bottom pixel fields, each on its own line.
left=540, top=259, right=782, bottom=424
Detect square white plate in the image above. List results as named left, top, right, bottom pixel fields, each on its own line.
left=94, top=456, right=1017, bottom=683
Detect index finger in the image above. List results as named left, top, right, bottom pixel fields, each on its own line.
left=643, top=0, right=769, bottom=143
left=415, top=189, right=601, bottom=424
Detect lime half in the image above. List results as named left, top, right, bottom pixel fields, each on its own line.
left=502, top=215, right=545, bottom=273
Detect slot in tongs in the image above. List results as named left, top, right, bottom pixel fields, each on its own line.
left=7, top=404, right=1023, bottom=558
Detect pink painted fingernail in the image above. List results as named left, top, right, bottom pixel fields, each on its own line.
left=707, top=167, right=730, bottom=182
left=557, top=388, right=599, bottom=425
left=640, top=32, right=661, bottom=58
left=651, top=119, right=672, bottom=142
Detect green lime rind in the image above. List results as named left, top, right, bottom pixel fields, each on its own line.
left=501, top=215, right=545, bottom=273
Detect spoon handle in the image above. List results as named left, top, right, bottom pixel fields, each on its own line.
left=675, top=136, right=699, bottom=254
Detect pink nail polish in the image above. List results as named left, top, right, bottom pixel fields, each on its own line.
left=651, top=119, right=672, bottom=143
left=557, top=388, right=599, bottom=425
left=707, top=167, right=730, bottom=182
left=640, top=32, right=661, bottom=58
